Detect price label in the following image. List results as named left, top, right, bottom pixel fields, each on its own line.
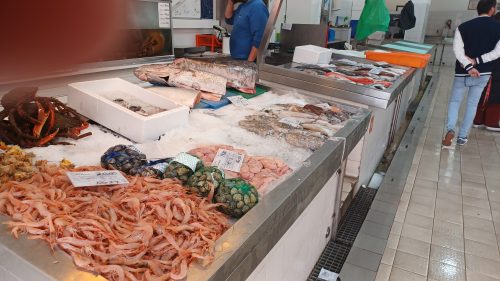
left=375, top=61, right=389, bottom=66
left=282, top=23, right=293, bottom=31
left=318, top=268, right=339, bottom=281
left=227, top=96, right=250, bottom=107
left=158, top=3, right=171, bottom=28
left=66, top=171, right=129, bottom=188
left=172, top=153, right=200, bottom=172
left=211, top=149, right=245, bottom=173
left=337, top=59, right=358, bottom=66
left=279, top=117, right=302, bottom=128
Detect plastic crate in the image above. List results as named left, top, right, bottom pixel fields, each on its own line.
left=196, top=34, right=222, bottom=52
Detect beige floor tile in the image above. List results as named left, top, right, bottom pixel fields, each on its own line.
left=386, top=233, right=400, bottom=250
left=466, top=271, right=500, bottom=281
left=407, top=201, right=435, bottom=218
left=464, top=227, right=498, bottom=246
left=484, top=165, right=500, bottom=180
left=394, top=208, right=406, bottom=223
left=463, top=204, right=493, bottom=221
left=436, top=190, right=462, bottom=204
left=412, top=186, right=437, bottom=198
left=433, top=219, right=463, bottom=237
left=437, top=182, right=462, bottom=195
left=462, top=195, right=491, bottom=210
left=393, top=250, right=428, bottom=276
left=391, top=221, right=403, bottom=235
left=463, top=216, right=495, bottom=232
left=490, top=190, right=500, bottom=203
left=375, top=263, right=392, bottom=281
left=430, top=244, right=465, bottom=268
left=414, top=178, right=438, bottom=189
left=466, top=254, right=500, bottom=279
left=389, top=267, right=426, bottom=281
left=428, top=260, right=465, bottom=281
left=434, top=208, right=463, bottom=225
left=409, top=194, right=435, bottom=207
left=400, top=191, right=411, bottom=203
left=381, top=247, right=397, bottom=266
left=405, top=212, right=434, bottom=229
left=401, top=224, right=432, bottom=243
left=462, top=172, right=486, bottom=184
left=397, top=236, right=430, bottom=258
left=432, top=232, right=465, bottom=252
left=435, top=198, right=462, bottom=212
left=438, top=176, right=462, bottom=186
left=465, top=239, right=500, bottom=262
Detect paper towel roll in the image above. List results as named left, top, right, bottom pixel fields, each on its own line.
left=223, top=37, right=231, bottom=55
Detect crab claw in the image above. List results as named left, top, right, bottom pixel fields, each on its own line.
left=37, top=128, right=59, bottom=146
left=32, top=101, right=50, bottom=138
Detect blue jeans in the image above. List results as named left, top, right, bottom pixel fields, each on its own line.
left=446, top=75, right=491, bottom=138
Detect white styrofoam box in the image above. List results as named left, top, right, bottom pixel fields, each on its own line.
left=293, top=45, right=333, bottom=65
left=67, top=78, right=190, bottom=143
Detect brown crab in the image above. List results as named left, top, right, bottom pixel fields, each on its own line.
left=0, top=87, right=92, bottom=148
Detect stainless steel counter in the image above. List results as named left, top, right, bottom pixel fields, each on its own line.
left=259, top=54, right=416, bottom=109
left=0, top=85, right=370, bottom=281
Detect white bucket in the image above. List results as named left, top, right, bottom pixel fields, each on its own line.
left=223, top=37, right=231, bottom=55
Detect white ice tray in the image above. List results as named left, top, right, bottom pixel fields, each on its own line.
left=68, top=78, right=190, bottom=143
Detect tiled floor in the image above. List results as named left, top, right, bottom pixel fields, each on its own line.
left=376, top=68, right=500, bottom=281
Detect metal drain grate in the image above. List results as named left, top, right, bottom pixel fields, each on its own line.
left=335, top=188, right=377, bottom=245
left=307, top=187, right=378, bottom=280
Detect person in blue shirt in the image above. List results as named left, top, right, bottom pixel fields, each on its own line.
left=225, top=0, right=269, bottom=61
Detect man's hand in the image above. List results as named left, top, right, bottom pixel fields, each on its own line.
left=466, top=56, right=476, bottom=66
left=468, top=68, right=480, bottom=77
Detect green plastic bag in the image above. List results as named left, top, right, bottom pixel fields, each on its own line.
left=355, top=0, right=390, bottom=41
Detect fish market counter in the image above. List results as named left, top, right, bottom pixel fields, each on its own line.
left=0, top=80, right=370, bottom=281
left=259, top=54, right=418, bottom=192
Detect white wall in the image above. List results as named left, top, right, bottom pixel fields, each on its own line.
left=426, top=0, right=476, bottom=36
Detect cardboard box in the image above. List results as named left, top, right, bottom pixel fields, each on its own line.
left=293, top=45, right=333, bottom=65
left=68, top=78, right=190, bottom=143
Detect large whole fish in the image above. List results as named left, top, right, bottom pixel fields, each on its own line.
left=134, top=64, right=228, bottom=97
left=173, top=58, right=257, bottom=94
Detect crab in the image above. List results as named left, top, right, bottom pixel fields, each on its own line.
left=0, top=87, right=92, bottom=148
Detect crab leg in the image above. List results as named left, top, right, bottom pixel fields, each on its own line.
left=32, top=101, right=50, bottom=139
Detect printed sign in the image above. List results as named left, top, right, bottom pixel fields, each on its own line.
left=212, top=149, right=245, bottom=173
left=227, top=96, right=250, bottom=107
left=172, top=153, right=201, bottom=172
left=158, top=3, right=171, bottom=28
left=318, top=268, right=339, bottom=281
left=67, top=171, right=129, bottom=188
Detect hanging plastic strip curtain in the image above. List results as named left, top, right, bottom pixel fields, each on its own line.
left=355, top=0, right=390, bottom=41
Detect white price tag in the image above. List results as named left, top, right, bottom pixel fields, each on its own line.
left=227, top=96, right=250, bottom=107
left=66, top=171, right=129, bottom=188
left=279, top=117, right=302, bottom=128
left=376, top=61, right=389, bottom=66
left=337, top=59, right=358, bottom=66
left=282, top=23, right=293, bottom=31
left=158, top=3, right=171, bottom=28
left=211, top=149, right=245, bottom=173
left=318, top=268, right=339, bottom=281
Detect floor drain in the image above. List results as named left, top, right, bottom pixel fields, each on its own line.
left=306, top=187, right=377, bottom=280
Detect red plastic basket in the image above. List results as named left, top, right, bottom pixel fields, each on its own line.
left=196, top=34, right=222, bottom=52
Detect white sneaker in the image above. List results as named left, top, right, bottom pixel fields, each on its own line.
left=486, top=126, right=500, bottom=132
left=473, top=124, right=485, bottom=128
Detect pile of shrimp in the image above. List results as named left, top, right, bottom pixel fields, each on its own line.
left=0, top=164, right=229, bottom=281
left=188, top=145, right=292, bottom=195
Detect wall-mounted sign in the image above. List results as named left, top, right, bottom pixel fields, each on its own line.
left=468, top=0, right=479, bottom=10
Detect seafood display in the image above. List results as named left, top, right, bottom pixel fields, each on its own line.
left=0, top=87, right=92, bottom=148
left=172, top=58, right=257, bottom=94
left=189, top=145, right=292, bottom=194
left=0, top=142, right=37, bottom=183
left=293, top=59, right=407, bottom=90
left=239, top=103, right=356, bottom=150
left=0, top=164, right=229, bottom=281
left=147, top=86, right=201, bottom=108
left=107, top=93, right=167, bottom=117
left=214, top=178, right=259, bottom=218
left=164, top=154, right=203, bottom=183
left=187, top=166, right=225, bottom=198
left=134, top=64, right=228, bottom=98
